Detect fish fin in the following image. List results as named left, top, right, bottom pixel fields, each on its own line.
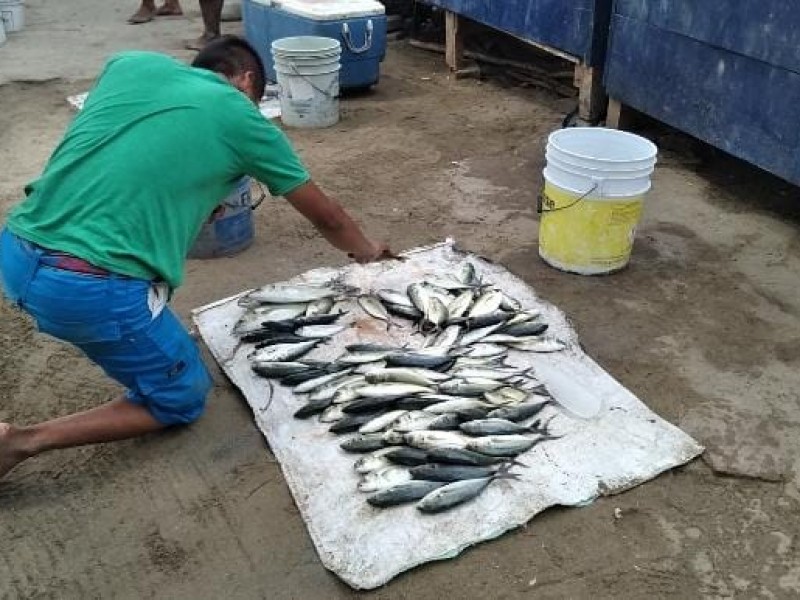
left=259, top=380, right=274, bottom=413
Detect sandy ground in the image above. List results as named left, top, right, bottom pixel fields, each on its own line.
left=1, top=1, right=800, bottom=598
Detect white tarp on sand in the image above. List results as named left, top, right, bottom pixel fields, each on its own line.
left=192, top=240, right=703, bottom=589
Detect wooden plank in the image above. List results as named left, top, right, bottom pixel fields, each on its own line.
left=606, top=98, right=625, bottom=129
left=445, top=10, right=465, bottom=71
left=576, top=64, right=607, bottom=122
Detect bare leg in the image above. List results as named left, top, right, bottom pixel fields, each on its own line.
left=128, top=0, right=157, bottom=24
left=186, top=0, right=224, bottom=50
left=155, top=0, right=183, bottom=16
left=0, top=398, right=165, bottom=480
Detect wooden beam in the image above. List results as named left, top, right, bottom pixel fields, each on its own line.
left=606, top=97, right=636, bottom=129
left=445, top=11, right=465, bottom=71
left=576, top=64, right=607, bottom=122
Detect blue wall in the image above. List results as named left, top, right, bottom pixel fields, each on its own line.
left=605, top=1, right=800, bottom=185
left=423, top=0, right=612, bottom=65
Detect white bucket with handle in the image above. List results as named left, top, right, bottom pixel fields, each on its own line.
left=0, top=0, right=24, bottom=33
left=271, top=36, right=342, bottom=128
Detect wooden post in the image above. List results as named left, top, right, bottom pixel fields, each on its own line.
left=606, top=98, right=636, bottom=129
left=576, top=64, right=607, bottom=122
left=445, top=11, right=465, bottom=71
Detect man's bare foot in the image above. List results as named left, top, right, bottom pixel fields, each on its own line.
left=0, top=423, right=31, bottom=480
left=185, top=32, right=219, bottom=51
left=128, top=5, right=156, bottom=24
left=155, top=1, right=183, bottom=16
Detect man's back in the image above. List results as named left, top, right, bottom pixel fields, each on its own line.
left=7, top=51, right=308, bottom=288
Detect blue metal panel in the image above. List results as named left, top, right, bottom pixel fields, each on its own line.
left=614, top=0, right=800, bottom=73
left=605, top=16, right=800, bottom=185
left=424, top=0, right=612, bottom=65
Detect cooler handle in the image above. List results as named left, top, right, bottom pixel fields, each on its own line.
left=342, top=20, right=374, bottom=54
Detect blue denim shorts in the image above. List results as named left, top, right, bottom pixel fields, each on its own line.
left=0, top=228, right=212, bottom=425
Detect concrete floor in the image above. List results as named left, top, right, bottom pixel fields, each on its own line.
left=1, top=1, right=799, bottom=598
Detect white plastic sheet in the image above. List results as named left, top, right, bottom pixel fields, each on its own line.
left=192, top=240, right=703, bottom=589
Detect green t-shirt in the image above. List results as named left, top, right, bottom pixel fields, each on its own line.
left=7, top=51, right=310, bottom=289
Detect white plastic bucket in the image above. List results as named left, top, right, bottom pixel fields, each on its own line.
left=538, top=128, right=658, bottom=275
left=271, top=36, right=342, bottom=128
left=0, top=0, right=24, bottom=33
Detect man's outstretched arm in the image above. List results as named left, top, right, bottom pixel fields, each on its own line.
left=285, top=181, right=390, bottom=263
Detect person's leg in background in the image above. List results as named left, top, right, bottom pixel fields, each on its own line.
left=186, top=0, right=224, bottom=50
left=129, top=0, right=183, bottom=24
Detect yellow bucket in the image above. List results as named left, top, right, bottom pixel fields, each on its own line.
left=538, top=128, right=658, bottom=275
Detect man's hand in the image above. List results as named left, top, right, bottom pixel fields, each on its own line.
left=348, top=240, right=394, bottom=264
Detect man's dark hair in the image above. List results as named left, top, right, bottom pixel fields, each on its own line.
left=192, top=35, right=266, bottom=101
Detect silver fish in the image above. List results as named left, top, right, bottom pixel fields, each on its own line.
left=499, top=292, right=522, bottom=312
left=451, top=367, right=529, bottom=381
left=309, top=375, right=366, bottom=402
left=356, top=383, right=433, bottom=398
left=460, top=418, right=536, bottom=436
left=377, top=289, right=414, bottom=307
left=427, top=413, right=462, bottom=431
left=233, top=306, right=308, bottom=334
left=457, top=262, right=481, bottom=286
left=385, top=303, right=423, bottom=320
left=458, top=343, right=508, bottom=358
left=366, top=368, right=447, bottom=387
left=487, top=400, right=552, bottom=421
left=508, top=339, right=567, bottom=353
left=438, top=379, right=504, bottom=396
left=424, top=297, right=449, bottom=331
left=305, top=297, right=335, bottom=317
left=408, top=282, right=433, bottom=315
left=466, top=435, right=538, bottom=456
left=359, top=410, right=409, bottom=434
left=248, top=339, right=320, bottom=362
left=382, top=429, right=407, bottom=445
left=367, top=480, right=447, bottom=507
left=425, top=398, right=492, bottom=415
left=416, top=477, right=494, bottom=513
left=483, top=334, right=547, bottom=345
left=250, top=361, right=313, bottom=378
left=452, top=356, right=507, bottom=368
left=404, top=431, right=470, bottom=450
left=504, top=310, right=542, bottom=326
left=239, top=283, right=343, bottom=306
left=468, top=289, right=504, bottom=318
left=354, top=360, right=388, bottom=375
left=447, top=289, right=475, bottom=321
left=483, top=387, right=536, bottom=405
left=338, top=351, right=394, bottom=365
left=354, top=448, right=397, bottom=474
left=358, top=295, right=393, bottom=328
left=319, top=404, right=346, bottom=423
left=293, top=368, right=354, bottom=394
left=426, top=276, right=475, bottom=291
left=431, top=324, right=462, bottom=348
left=410, top=463, right=503, bottom=482
left=295, top=324, right=349, bottom=339
left=392, top=411, right=440, bottom=433
left=340, top=433, right=387, bottom=453
left=457, top=322, right=505, bottom=346
left=358, top=466, right=412, bottom=493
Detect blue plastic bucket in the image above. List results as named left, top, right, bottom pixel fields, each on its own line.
left=188, top=177, right=255, bottom=259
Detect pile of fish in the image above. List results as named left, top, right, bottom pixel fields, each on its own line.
left=235, top=262, right=568, bottom=514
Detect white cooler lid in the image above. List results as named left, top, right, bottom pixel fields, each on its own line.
left=264, top=0, right=384, bottom=20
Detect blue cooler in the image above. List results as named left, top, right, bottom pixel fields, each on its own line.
left=243, top=0, right=387, bottom=89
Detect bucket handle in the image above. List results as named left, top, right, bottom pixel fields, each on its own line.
left=285, top=63, right=340, bottom=99
left=220, top=180, right=268, bottom=210
left=341, top=20, right=374, bottom=54
left=537, top=181, right=600, bottom=214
